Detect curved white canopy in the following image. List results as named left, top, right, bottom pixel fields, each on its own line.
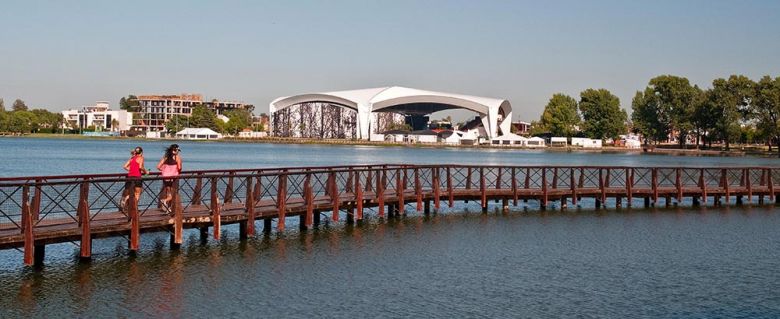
left=270, top=86, right=513, bottom=140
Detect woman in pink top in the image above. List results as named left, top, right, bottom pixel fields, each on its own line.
left=122, top=146, right=146, bottom=210
left=157, top=144, right=182, bottom=212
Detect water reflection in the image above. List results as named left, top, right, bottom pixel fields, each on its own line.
left=1, top=197, right=780, bottom=316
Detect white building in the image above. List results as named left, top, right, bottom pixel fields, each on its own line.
left=526, top=137, right=546, bottom=147
left=270, top=86, right=513, bottom=140
left=572, top=137, right=603, bottom=148
left=550, top=137, right=568, bottom=147
left=490, top=133, right=527, bottom=146
left=61, top=101, right=133, bottom=132
left=175, top=128, right=223, bottom=140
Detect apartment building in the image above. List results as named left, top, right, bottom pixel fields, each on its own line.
left=132, top=94, right=253, bottom=132
left=62, top=101, right=133, bottom=132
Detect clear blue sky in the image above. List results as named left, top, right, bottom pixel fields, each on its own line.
left=1, top=0, right=779, bottom=121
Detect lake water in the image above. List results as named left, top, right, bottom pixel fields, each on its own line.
left=1, top=137, right=780, bottom=318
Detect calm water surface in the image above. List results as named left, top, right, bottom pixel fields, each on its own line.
left=1, top=137, right=779, bottom=318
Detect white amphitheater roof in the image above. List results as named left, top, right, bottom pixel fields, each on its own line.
left=269, top=86, right=513, bottom=140
left=270, top=86, right=510, bottom=115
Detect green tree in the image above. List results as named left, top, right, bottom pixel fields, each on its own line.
left=7, top=111, right=37, bottom=133
left=189, top=104, right=220, bottom=131
left=707, top=75, right=754, bottom=150
left=753, top=76, right=780, bottom=155
left=119, top=95, right=140, bottom=111
left=12, top=99, right=28, bottom=112
left=0, top=98, right=4, bottom=112
left=223, top=109, right=252, bottom=135
left=0, top=111, right=8, bottom=132
left=632, top=88, right=669, bottom=145
left=578, top=89, right=627, bottom=140
left=651, top=76, right=698, bottom=146
left=691, top=86, right=718, bottom=147
left=165, top=114, right=189, bottom=133
left=30, top=109, right=64, bottom=133
left=539, top=93, right=580, bottom=137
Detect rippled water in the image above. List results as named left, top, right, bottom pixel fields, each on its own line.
left=1, top=137, right=779, bottom=318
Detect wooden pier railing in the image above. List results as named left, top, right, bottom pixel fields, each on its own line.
left=1, top=164, right=778, bottom=266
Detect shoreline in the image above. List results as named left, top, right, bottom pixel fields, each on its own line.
left=4, top=133, right=777, bottom=157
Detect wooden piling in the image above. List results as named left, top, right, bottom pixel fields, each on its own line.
left=246, top=176, right=256, bottom=235
left=22, top=186, right=34, bottom=265
left=278, top=174, right=287, bottom=231
left=210, top=176, right=221, bottom=240
left=78, top=179, right=91, bottom=260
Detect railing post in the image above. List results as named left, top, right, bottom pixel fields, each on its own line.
left=466, top=167, right=472, bottom=191
left=278, top=173, right=287, bottom=231
left=541, top=168, right=548, bottom=208
left=552, top=168, right=558, bottom=189
left=346, top=169, right=354, bottom=194
left=172, top=178, right=183, bottom=247
left=599, top=168, right=606, bottom=205
left=378, top=169, right=386, bottom=217
left=210, top=176, right=221, bottom=240
left=22, top=185, right=34, bottom=265
left=676, top=168, right=682, bottom=202
left=192, top=173, right=203, bottom=205
left=512, top=167, right=518, bottom=206
left=496, top=167, right=502, bottom=190
left=415, top=168, right=422, bottom=212
left=397, top=169, right=405, bottom=215
left=129, top=181, right=140, bottom=252
left=625, top=168, right=632, bottom=207
left=356, top=171, right=363, bottom=221
left=746, top=168, right=752, bottom=202
left=480, top=167, right=487, bottom=209
left=433, top=167, right=441, bottom=210
left=78, top=179, right=91, bottom=259
left=32, top=179, right=42, bottom=221
left=570, top=168, right=577, bottom=206
left=305, top=173, right=314, bottom=228
left=330, top=171, right=339, bottom=221
left=524, top=168, right=530, bottom=189
left=447, top=167, right=454, bottom=208
left=245, top=176, right=255, bottom=235
left=699, top=168, right=707, bottom=204
left=224, top=172, right=235, bottom=204
left=722, top=169, right=730, bottom=203
left=253, top=174, right=263, bottom=200
left=652, top=168, right=658, bottom=204
left=768, top=168, right=775, bottom=202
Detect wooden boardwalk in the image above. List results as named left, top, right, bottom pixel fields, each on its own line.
left=1, top=164, right=778, bottom=266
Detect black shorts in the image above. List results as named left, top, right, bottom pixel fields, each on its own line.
left=163, top=179, right=174, bottom=187
left=125, top=177, right=143, bottom=189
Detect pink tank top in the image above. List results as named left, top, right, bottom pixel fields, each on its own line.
left=161, top=164, right=179, bottom=178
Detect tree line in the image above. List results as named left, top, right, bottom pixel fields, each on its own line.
left=530, top=89, right=627, bottom=140
left=530, top=74, right=780, bottom=154
left=163, top=104, right=254, bottom=135
left=0, top=98, right=64, bottom=134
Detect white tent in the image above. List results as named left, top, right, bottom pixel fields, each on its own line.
left=550, top=137, right=568, bottom=147
left=270, top=86, right=512, bottom=140
left=175, top=128, right=223, bottom=140
left=490, top=133, right=528, bottom=146
left=439, top=130, right=479, bottom=145
left=526, top=136, right=546, bottom=147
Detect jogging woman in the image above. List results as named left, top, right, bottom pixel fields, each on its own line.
left=157, top=144, right=182, bottom=213
left=122, top=146, right=146, bottom=209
